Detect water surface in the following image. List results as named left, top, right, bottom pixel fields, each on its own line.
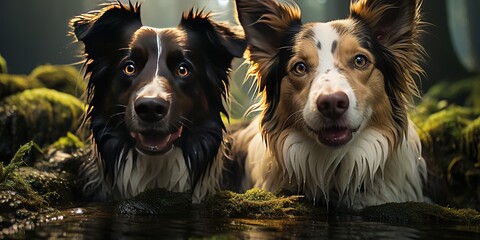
left=18, top=204, right=480, bottom=239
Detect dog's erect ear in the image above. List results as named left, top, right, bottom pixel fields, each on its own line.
left=70, top=2, right=142, bottom=59
left=350, top=0, right=424, bottom=139
left=180, top=10, right=246, bottom=61
left=235, top=0, right=302, bottom=128
left=349, top=0, right=421, bottom=49
left=234, top=0, right=302, bottom=89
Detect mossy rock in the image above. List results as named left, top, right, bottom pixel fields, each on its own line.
left=0, top=142, right=47, bottom=212
left=361, top=202, right=480, bottom=224
left=116, top=188, right=192, bottom=215
left=0, top=142, right=71, bottom=237
left=0, top=74, right=44, bottom=100
left=420, top=106, right=475, bottom=167
left=203, top=188, right=311, bottom=219
left=462, top=117, right=480, bottom=163
left=0, top=88, right=86, bottom=162
left=29, top=65, right=85, bottom=98
left=19, top=167, right=77, bottom=206
left=423, top=77, right=480, bottom=111
left=0, top=54, right=7, bottom=74
left=410, top=97, right=447, bottom=129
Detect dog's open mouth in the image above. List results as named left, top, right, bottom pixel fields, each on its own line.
left=308, top=125, right=357, bottom=147
left=318, top=127, right=353, bottom=146
left=130, top=126, right=183, bottom=155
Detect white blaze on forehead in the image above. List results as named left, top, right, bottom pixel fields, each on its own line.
left=312, top=23, right=339, bottom=74
left=303, top=22, right=362, bottom=129
left=309, top=22, right=351, bottom=94
left=136, top=30, right=170, bottom=101
left=155, top=31, right=162, bottom=77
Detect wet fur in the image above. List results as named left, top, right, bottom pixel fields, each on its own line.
left=233, top=0, right=427, bottom=209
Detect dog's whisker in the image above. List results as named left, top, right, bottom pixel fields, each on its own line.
left=180, top=117, right=193, bottom=124
left=280, top=110, right=303, bottom=131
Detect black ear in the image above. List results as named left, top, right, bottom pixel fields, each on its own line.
left=180, top=10, right=246, bottom=61
left=70, top=1, right=143, bottom=59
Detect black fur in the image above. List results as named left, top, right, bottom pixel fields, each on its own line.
left=71, top=1, right=245, bottom=199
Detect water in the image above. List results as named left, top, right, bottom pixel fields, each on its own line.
left=14, top=204, right=480, bottom=239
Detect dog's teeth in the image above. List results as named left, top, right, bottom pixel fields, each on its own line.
left=167, top=134, right=172, bottom=143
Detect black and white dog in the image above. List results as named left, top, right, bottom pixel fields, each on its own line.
left=71, top=2, right=245, bottom=202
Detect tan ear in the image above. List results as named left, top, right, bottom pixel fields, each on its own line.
left=350, top=0, right=424, bottom=140
left=349, top=0, right=421, bottom=48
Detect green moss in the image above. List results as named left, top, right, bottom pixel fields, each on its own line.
left=410, top=97, right=446, bottom=129
left=0, top=74, right=44, bottom=100
left=0, top=142, right=71, bottom=237
left=0, top=142, right=47, bottom=212
left=420, top=106, right=474, bottom=166
left=47, top=132, right=84, bottom=154
left=0, top=141, right=33, bottom=184
left=116, top=188, right=192, bottom=215
left=422, top=105, right=473, bottom=140
left=423, top=77, right=480, bottom=111
left=0, top=88, right=86, bottom=162
left=0, top=54, right=7, bottom=74
left=29, top=64, right=85, bottom=97
left=361, top=202, right=480, bottom=224
left=19, top=167, right=77, bottom=206
left=203, top=188, right=311, bottom=219
left=462, top=117, right=480, bottom=163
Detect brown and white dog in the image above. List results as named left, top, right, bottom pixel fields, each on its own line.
left=71, top=2, right=245, bottom=203
left=232, top=0, right=427, bottom=209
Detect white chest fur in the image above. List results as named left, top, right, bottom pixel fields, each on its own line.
left=113, top=147, right=190, bottom=199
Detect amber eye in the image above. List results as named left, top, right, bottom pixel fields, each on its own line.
left=353, top=55, right=368, bottom=69
left=176, top=63, right=190, bottom=78
left=123, top=61, right=136, bottom=76
left=292, top=62, right=307, bottom=75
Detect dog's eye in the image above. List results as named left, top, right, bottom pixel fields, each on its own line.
left=176, top=63, right=190, bottom=78
left=123, top=61, right=136, bottom=76
left=292, top=62, right=307, bottom=75
left=353, top=55, right=369, bottom=69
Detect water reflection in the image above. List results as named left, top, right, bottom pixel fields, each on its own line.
left=11, top=204, right=478, bottom=239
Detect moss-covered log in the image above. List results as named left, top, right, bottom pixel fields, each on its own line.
left=0, top=88, right=85, bottom=162
left=361, top=202, right=480, bottom=224
left=203, top=188, right=312, bottom=219
left=29, top=65, right=85, bottom=98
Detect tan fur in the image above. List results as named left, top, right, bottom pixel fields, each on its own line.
left=233, top=0, right=427, bottom=209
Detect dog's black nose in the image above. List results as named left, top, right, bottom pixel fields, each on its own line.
left=134, top=97, right=169, bottom=122
left=316, top=92, right=349, bottom=119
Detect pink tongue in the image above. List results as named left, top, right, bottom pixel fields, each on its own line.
left=318, top=127, right=352, bottom=146
left=321, top=128, right=350, bottom=140
left=130, top=126, right=183, bottom=152
left=138, top=134, right=170, bottom=149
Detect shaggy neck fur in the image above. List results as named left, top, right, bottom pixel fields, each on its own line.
left=83, top=144, right=224, bottom=203
left=241, top=120, right=426, bottom=209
